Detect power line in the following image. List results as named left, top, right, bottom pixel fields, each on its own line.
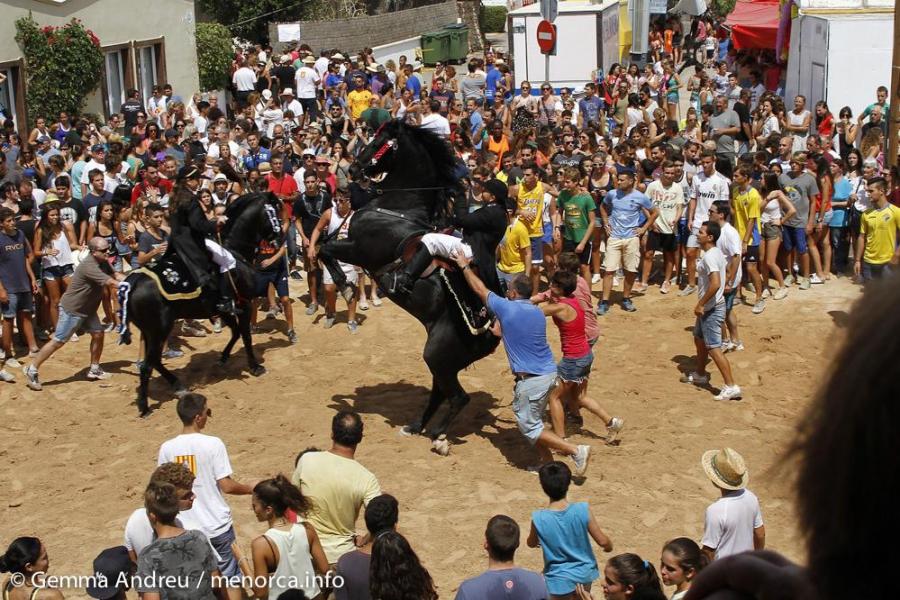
left=230, top=0, right=312, bottom=27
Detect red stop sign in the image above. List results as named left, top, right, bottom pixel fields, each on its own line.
left=536, top=19, right=556, bottom=54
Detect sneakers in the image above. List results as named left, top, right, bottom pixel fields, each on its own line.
left=287, top=329, right=298, bottom=344
left=660, top=281, right=671, bottom=294
left=370, top=296, right=383, bottom=307
left=799, top=277, right=811, bottom=290
left=680, top=371, right=710, bottom=386
left=572, top=445, right=591, bottom=477
left=784, top=274, right=795, bottom=286
left=810, top=273, right=824, bottom=285
left=212, top=319, right=223, bottom=333
left=4, top=357, right=21, bottom=369
left=323, top=315, right=335, bottom=329
left=596, top=302, right=609, bottom=316
left=621, top=298, right=637, bottom=312
left=591, top=273, right=602, bottom=284
left=348, top=320, right=359, bottom=334
left=103, top=321, right=116, bottom=333
left=635, top=282, right=649, bottom=293
left=70, top=333, right=79, bottom=342
left=359, top=299, right=370, bottom=311
left=182, top=321, right=207, bottom=337
left=606, top=417, right=624, bottom=441
left=751, top=299, right=766, bottom=314
left=714, top=385, right=743, bottom=401
left=0, top=369, right=14, bottom=383
left=723, top=340, right=745, bottom=353
left=678, top=285, right=697, bottom=297
left=161, top=348, right=184, bottom=359
left=305, top=303, right=319, bottom=316
left=773, top=287, right=789, bottom=300
left=23, top=365, right=41, bottom=391
left=86, top=366, right=111, bottom=381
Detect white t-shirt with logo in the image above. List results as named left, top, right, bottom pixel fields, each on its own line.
left=157, top=433, right=234, bottom=539
left=701, top=489, right=764, bottom=559
left=690, top=171, right=730, bottom=231
left=295, top=67, right=320, bottom=99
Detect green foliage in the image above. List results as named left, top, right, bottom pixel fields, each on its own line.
left=199, top=0, right=368, bottom=42
left=14, top=14, right=104, bottom=126
left=709, top=0, right=737, bottom=18
left=479, top=6, right=508, bottom=34
left=196, top=22, right=234, bottom=91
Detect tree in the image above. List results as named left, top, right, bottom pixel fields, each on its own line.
left=196, top=22, right=234, bottom=91
left=198, top=0, right=367, bottom=43
left=709, top=0, right=737, bottom=18
left=14, top=14, right=104, bottom=126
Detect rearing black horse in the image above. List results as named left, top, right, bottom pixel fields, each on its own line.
left=318, top=120, right=502, bottom=454
left=119, top=193, right=284, bottom=416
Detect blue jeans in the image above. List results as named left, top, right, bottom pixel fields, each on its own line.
left=210, top=525, right=241, bottom=579
left=52, top=306, right=102, bottom=343
left=862, top=261, right=893, bottom=282
left=286, top=222, right=299, bottom=264
left=693, top=303, right=726, bottom=349
left=1, top=291, right=34, bottom=319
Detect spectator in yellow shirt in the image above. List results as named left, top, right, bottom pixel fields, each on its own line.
left=855, top=176, right=900, bottom=282
left=347, top=75, right=373, bottom=121
left=497, top=209, right=532, bottom=286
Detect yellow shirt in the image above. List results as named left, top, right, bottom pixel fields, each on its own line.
left=498, top=218, right=531, bottom=274
left=517, top=181, right=545, bottom=238
left=291, top=451, right=381, bottom=563
left=347, top=90, right=373, bottom=120
left=731, top=186, right=762, bottom=244
left=861, top=204, right=900, bottom=265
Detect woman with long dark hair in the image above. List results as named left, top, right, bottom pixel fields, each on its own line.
left=33, top=203, right=77, bottom=330
left=250, top=475, right=328, bottom=600
left=808, top=158, right=833, bottom=284
left=660, top=538, right=708, bottom=600
left=369, top=531, right=437, bottom=600
left=0, top=537, right=64, bottom=599
left=602, top=553, right=666, bottom=600
left=759, top=173, right=796, bottom=299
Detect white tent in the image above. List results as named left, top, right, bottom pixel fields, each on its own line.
left=670, top=0, right=708, bottom=15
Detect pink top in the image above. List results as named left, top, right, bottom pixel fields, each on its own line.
left=553, top=296, right=590, bottom=358
left=534, top=276, right=599, bottom=344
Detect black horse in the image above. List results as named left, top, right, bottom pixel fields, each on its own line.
left=319, top=120, right=502, bottom=454
left=119, top=193, right=284, bottom=416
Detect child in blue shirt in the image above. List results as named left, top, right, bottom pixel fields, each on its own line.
left=527, top=461, right=613, bottom=598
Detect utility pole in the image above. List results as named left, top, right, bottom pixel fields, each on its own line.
left=889, top=0, right=900, bottom=167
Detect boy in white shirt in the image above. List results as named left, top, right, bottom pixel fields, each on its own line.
left=700, top=447, right=765, bottom=560
left=157, top=393, right=254, bottom=599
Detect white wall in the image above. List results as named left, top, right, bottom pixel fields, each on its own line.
left=511, top=12, right=601, bottom=89
left=374, top=37, right=423, bottom=72
left=798, top=0, right=893, bottom=8
left=824, top=17, right=892, bottom=113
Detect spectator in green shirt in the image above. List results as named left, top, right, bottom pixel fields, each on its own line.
left=557, top=167, right=597, bottom=282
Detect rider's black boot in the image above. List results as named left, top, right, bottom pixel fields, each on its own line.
left=391, top=245, right=433, bottom=294
left=216, top=271, right=241, bottom=316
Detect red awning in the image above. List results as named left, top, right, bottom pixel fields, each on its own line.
left=726, top=0, right=780, bottom=49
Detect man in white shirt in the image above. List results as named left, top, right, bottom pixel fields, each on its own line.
left=80, top=144, right=108, bottom=198
left=680, top=150, right=730, bottom=296
left=291, top=411, right=381, bottom=565
left=147, top=85, right=168, bottom=127
left=231, top=58, right=257, bottom=109
left=419, top=99, right=451, bottom=138
left=681, top=221, right=741, bottom=400
left=280, top=88, right=304, bottom=122
left=709, top=201, right=744, bottom=354
left=314, top=50, right=330, bottom=81
left=295, top=55, right=321, bottom=125
left=700, top=447, right=765, bottom=560
left=157, top=393, right=254, bottom=599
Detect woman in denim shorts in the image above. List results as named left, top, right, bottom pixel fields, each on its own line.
left=34, top=203, right=77, bottom=331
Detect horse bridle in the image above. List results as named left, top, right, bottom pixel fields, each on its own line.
left=368, top=137, right=397, bottom=167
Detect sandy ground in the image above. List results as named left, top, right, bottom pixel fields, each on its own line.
left=0, top=273, right=860, bottom=598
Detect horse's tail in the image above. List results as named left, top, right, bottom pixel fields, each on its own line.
left=117, top=279, right=133, bottom=345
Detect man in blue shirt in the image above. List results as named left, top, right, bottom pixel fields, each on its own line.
left=242, top=131, right=271, bottom=171
left=453, top=252, right=591, bottom=476
left=578, top=83, right=605, bottom=127
left=455, top=515, right=548, bottom=600
left=404, top=64, right=422, bottom=97
left=466, top=98, right=485, bottom=151
left=598, top=169, right=658, bottom=314
left=485, top=61, right=502, bottom=103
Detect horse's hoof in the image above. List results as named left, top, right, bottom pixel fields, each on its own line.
left=250, top=365, right=266, bottom=377
left=431, top=436, right=450, bottom=456
left=400, top=421, right=423, bottom=437
left=138, top=408, right=151, bottom=419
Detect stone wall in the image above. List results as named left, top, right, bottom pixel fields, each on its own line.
left=270, top=1, right=461, bottom=54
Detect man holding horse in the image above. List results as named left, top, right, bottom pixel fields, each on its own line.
left=168, top=165, right=239, bottom=315
left=452, top=252, right=592, bottom=476
left=24, top=236, right=125, bottom=391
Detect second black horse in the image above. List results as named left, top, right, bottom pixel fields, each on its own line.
left=318, top=120, right=502, bottom=454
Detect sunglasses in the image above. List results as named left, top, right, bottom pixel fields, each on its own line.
left=95, top=247, right=112, bottom=254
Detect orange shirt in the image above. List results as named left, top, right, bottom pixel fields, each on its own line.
left=487, top=135, right=510, bottom=165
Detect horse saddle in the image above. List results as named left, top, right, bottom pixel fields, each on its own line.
left=134, top=251, right=203, bottom=301
left=399, top=233, right=457, bottom=279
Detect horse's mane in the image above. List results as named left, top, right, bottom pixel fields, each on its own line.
left=395, top=121, right=459, bottom=186
left=222, top=192, right=279, bottom=237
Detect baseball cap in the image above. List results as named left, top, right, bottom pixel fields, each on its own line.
left=302, top=149, right=316, bottom=157
left=212, top=173, right=229, bottom=183
left=86, top=546, right=133, bottom=599
left=37, top=135, right=51, bottom=143
left=91, top=144, right=105, bottom=153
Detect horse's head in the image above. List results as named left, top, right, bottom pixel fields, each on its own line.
left=350, top=119, right=403, bottom=182
left=223, top=192, right=284, bottom=259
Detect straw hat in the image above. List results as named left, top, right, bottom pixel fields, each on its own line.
left=302, top=55, right=316, bottom=64
left=701, top=447, right=748, bottom=491
left=331, top=52, right=345, bottom=60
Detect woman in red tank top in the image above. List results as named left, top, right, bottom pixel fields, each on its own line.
left=535, top=270, right=624, bottom=442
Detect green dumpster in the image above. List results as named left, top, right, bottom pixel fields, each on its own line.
left=443, top=23, right=469, bottom=64
left=420, top=30, right=450, bottom=66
